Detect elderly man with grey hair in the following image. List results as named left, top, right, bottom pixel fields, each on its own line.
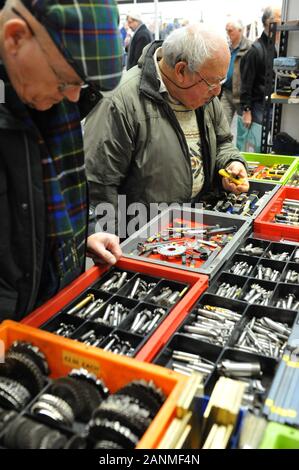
left=221, top=18, right=251, bottom=126
left=84, top=25, right=249, bottom=235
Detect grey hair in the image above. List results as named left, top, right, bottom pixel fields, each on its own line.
left=226, top=18, right=244, bottom=31
left=262, top=6, right=275, bottom=26
left=161, top=25, right=229, bottom=73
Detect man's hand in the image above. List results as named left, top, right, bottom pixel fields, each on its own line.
left=222, top=161, right=250, bottom=194
left=242, top=110, right=252, bottom=129
left=87, top=233, right=122, bottom=266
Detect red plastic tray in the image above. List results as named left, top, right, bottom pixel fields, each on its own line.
left=22, top=257, right=208, bottom=361
left=254, top=186, right=299, bottom=242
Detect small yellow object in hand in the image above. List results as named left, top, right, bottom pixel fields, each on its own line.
left=218, top=169, right=245, bottom=186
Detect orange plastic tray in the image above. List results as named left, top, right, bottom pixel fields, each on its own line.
left=254, top=186, right=299, bottom=242
left=0, top=320, right=188, bottom=449
left=22, top=258, right=208, bottom=362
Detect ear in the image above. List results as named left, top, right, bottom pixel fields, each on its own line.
left=3, top=19, right=33, bottom=55
left=174, top=61, right=188, bottom=84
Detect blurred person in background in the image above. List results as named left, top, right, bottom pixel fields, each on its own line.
left=240, top=6, right=281, bottom=128
left=221, top=18, right=251, bottom=126
left=126, top=10, right=153, bottom=70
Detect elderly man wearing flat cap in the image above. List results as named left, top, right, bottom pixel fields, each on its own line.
left=126, top=10, right=152, bottom=70
left=0, top=0, right=123, bottom=321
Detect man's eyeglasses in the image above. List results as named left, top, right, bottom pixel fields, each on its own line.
left=195, top=71, right=227, bottom=91
left=160, top=66, right=226, bottom=91
left=11, top=7, right=87, bottom=94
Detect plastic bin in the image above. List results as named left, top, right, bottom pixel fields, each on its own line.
left=22, top=258, right=208, bottom=361
left=259, top=422, right=299, bottom=449
left=254, top=186, right=299, bottom=242
left=120, top=207, right=251, bottom=277
left=242, top=152, right=298, bottom=185
left=0, top=320, right=188, bottom=449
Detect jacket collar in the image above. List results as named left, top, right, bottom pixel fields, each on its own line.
left=138, top=40, right=166, bottom=103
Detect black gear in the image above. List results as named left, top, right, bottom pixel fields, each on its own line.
left=1, top=351, right=45, bottom=395
left=9, top=341, right=49, bottom=376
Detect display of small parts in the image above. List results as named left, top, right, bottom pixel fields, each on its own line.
left=286, top=170, right=299, bottom=187
left=247, top=163, right=290, bottom=181
left=135, top=222, right=238, bottom=269
left=42, top=267, right=190, bottom=357
left=202, top=191, right=270, bottom=217
left=273, top=199, right=299, bottom=226
left=264, top=346, right=299, bottom=427
left=102, top=334, right=135, bottom=356
left=182, top=304, right=242, bottom=347
left=88, top=379, right=165, bottom=449
left=169, top=349, right=215, bottom=379
left=129, top=308, right=167, bottom=335
left=234, top=316, right=290, bottom=359
left=240, top=242, right=265, bottom=256
left=217, top=359, right=266, bottom=409
left=31, top=368, right=109, bottom=425
left=243, top=283, right=274, bottom=306
left=2, top=414, right=87, bottom=449
left=275, top=293, right=299, bottom=310
left=285, top=269, right=299, bottom=283
left=99, top=271, right=132, bottom=293
left=0, top=342, right=165, bottom=449
left=0, top=341, right=49, bottom=411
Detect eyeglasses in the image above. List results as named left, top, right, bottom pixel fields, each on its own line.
left=195, top=71, right=227, bottom=91
left=160, top=66, right=226, bottom=91
left=11, top=7, right=87, bottom=95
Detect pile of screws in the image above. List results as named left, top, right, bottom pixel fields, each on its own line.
left=266, top=250, right=290, bottom=261
left=275, top=293, right=299, bottom=310
left=127, top=277, right=157, bottom=300
left=254, top=265, right=280, bottom=282
left=150, top=286, right=188, bottom=307
left=103, top=334, right=135, bottom=356
left=215, top=282, right=243, bottom=299
left=240, top=243, right=265, bottom=256
left=93, top=301, right=131, bottom=327
left=170, top=350, right=215, bottom=379
left=130, top=308, right=166, bottom=335
left=100, top=271, right=130, bottom=293
left=274, top=199, right=299, bottom=226
left=54, top=322, right=76, bottom=338
left=65, top=293, right=105, bottom=320
left=230, top=261, right=254, bottom=276
left=76, top=330, right=104, bottom=347
left=285, top=269, right=299, bottom=283
left=234, top=316, right=290, bottom=359
left=182, top=304, right=242, bottom=346
left=243, top=283, right=274, bottom=306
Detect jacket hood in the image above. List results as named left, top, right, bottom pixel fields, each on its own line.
left=138, top=40, right=164, bottom=103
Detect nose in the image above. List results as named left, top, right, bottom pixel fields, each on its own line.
left=61, top=86, right=82, bottom=102
left=211, top=83, right=222, bottom=97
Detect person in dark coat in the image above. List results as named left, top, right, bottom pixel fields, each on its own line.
left=0, top=0, right=123, bottom=322
left=126, top=10, right=153, bottom=70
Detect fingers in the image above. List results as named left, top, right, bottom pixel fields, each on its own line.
left=87, top=233, right=122, bottom=266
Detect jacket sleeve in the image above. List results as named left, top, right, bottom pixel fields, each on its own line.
left=240, top=46, right=258, bottom=108
left=84, top=93, right=135, bottom=234
left=212, top=99, right=248, bottom=172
